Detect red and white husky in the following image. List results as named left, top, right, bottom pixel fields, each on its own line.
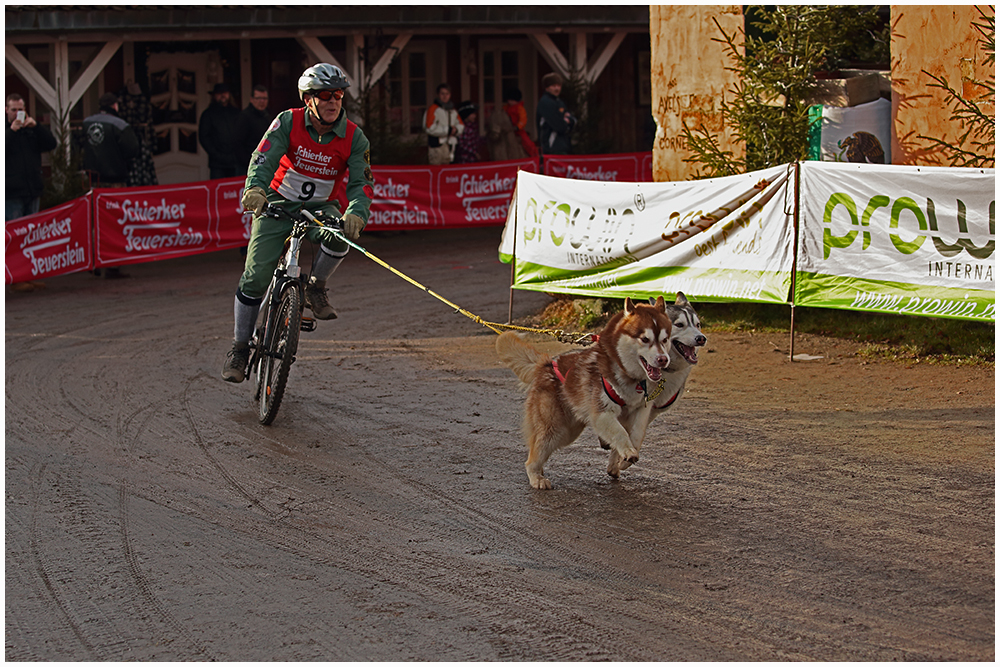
left=496, top=297, right=673, bottom=489
left=600, top=292, right=707, bottom=477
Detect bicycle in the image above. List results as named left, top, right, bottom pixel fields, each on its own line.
left=247, top=203, right=343, bottom=425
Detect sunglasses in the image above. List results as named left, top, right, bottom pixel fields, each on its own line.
left=311, top=89, right=345, bottom=101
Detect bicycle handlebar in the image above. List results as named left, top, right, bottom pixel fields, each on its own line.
left=261, top=203, right=344, bottom=232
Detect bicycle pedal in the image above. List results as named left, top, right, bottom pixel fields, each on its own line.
left=300, top=317, right=317, bottom=332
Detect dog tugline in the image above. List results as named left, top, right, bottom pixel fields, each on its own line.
left=497, top=294, right=706, bottom=490
left=222, top=63, right=375, bottom=389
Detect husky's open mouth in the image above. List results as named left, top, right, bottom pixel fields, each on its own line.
left=640, top=355, right=663, bottom=382
left=673, top=340, right=699, bottom=364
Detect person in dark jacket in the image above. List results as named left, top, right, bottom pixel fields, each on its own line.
left=536, top=72, right=576, bottom=156
left=81, top=92, right=139, bottom=187
left=199, top=83, right=241, bottom=179
left=5, top=93, right=57, bottom=221
left=234, top=85, right=272, bottom=173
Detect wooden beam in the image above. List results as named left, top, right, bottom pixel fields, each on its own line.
left=345, top=33, right=365, bottom=91
left=528, top=33, right=570, bottom=80
left=367, top=33, right=412, bottom=89
left=584, top=32, right=625, bottom=87
left=67, top=40, right=122, bottom=107
left=296, top=36, right=351, bottom=84
left=5, top=43, right=58, bottom=111
left=570, top=33, right=586, bottom=76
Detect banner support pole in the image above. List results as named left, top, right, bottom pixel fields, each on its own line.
left=507, top=186, right=518, bottom=325
left=789, top=161, right=801, bottom=362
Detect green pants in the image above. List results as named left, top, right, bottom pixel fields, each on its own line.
left=237, top=210, right=350, bottom=299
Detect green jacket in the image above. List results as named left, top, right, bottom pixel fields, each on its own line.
left=246, top=107, right=373, bottom=224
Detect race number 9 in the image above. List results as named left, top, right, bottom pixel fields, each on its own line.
left=275, top=168, right=336, bottom=202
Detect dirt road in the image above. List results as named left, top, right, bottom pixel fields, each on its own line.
left=5, top=227, right=994, bottom=660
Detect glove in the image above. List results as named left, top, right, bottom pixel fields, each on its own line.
left=342, top=213, right=365, bottom=241
left=241, top=186, right=268, bottom=215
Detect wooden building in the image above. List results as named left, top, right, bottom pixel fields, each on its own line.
left=5, top=5, right=652, bottom=183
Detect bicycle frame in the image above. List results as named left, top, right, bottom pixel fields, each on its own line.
left=249, top=204, right=343, bottom=424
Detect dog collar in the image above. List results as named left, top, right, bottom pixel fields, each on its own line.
left=601, top=376, right=646, bottom=406
left=654, top=389, right=680, bottom=410
left=601, top=377, right=627, bottom=406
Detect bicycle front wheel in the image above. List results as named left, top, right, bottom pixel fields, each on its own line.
left=257, top=285, right=302, bottom=425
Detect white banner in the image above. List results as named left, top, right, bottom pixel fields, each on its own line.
left=499, top=166, right=795, bottom=303
left=797, top=161, right=995, bottom=320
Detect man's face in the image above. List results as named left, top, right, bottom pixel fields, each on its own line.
left=251, top=91, right=269, bottom=112
left=438, top=88, right=451, bottom=104
left=6, top=98, right=25, bottom=123
left=546, top=84, right=562, bottom=97
left=306, top=90, right=343, bottom=125
left=214, top=91, right=231, bottom=106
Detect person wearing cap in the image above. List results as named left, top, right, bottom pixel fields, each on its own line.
left=536, top=72, right=576, bottom=155
left=424, top=83, right=463, bottom=165
left=222, top=63, right=375, bottom=383
left=80, top=92, right=139, bottom=188
left=199, top=82, right=241, bottom=179
left=453, top=101, right=485, bottom=164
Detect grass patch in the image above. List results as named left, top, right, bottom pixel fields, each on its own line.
left=523, top=296, right=995, bottom=367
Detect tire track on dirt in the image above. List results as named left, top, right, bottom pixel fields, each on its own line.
left=184, top=364, right=787, bottom=660
left=113, top=383, right=212, bottom=658
left=26, top=463, right=102, bottom=660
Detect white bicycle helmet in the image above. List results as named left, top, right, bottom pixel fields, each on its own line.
left=298, top=63, right=350, bottom=101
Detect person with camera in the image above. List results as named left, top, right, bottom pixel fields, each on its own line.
left=5, top=93, right=57, bottom=221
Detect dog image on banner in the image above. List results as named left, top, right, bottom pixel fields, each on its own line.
left=597, top=293, right=707, bottom=476
left=496, top=297, right=673, bottom=489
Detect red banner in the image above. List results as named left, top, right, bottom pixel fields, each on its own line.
left=367, top=157, right=537, bottom=230
left=5, top=154, right=648, bottom=280
left=211, top=176, right=253, bottom=249
left=94, top=184, right=216, bottom=266
left=5, top=196, right=93, bottom=284
left=543, top=152, right=653, bottom=182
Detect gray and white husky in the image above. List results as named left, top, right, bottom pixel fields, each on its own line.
left=601, top=292, right=707, bottom=478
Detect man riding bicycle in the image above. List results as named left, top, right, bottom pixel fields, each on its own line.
left=223, top=63, right=375, bottom=383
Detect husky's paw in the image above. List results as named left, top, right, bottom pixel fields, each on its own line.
left=526, top=466, right=552, bottom=490
left=607, top=450, right=622, bottom=478
left=529, top=475, right=553, bottom=490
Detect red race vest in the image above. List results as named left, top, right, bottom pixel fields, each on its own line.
left=270, top=107, right=357, bottom=203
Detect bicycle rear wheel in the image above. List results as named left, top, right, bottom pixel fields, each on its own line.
left=257, top=285, right=302, bottom=425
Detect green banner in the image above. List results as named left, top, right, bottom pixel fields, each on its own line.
left=795, top=271, right=994, bottom=321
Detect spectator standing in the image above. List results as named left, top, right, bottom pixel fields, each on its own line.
left=424, top=83, right=463, bottom=165
left=536, top=72, right=576, bottom=156
left=234, top=85, right=272, bottom=171
left=503, top=88, right=538, bottom=158
left=453, top=101, right=485, bottom=164
left=81, top=92, right=139, bottom=187
left=81, top=92, right=139, bottom=278
left=199, top=83, right=241, bottom=179
left=5, top=93, right=57, bottom=221
left=487, top=89, right=528, bottom=161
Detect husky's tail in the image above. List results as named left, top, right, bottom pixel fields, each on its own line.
left=495, top=331, right=550, bottom=386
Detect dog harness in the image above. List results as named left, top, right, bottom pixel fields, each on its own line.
left=551, top=358, right=672, bottom=407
